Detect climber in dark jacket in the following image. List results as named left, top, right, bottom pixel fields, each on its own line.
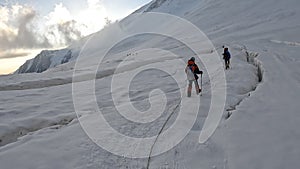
left=223, top=48, right=231, bottom=69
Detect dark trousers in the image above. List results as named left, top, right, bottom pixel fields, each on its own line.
left=225, top=59, right=230, bottom=69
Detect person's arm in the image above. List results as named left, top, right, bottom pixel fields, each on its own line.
left=194, top=66, right=203, bottom=74
left=194, top=64, right=203, bottom=74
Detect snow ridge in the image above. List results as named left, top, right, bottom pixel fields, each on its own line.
left=225, top=45, right=264, bottom=119
left=0, top=114, right=75, bottom=147
left=145, top=0, right=169, bottom=12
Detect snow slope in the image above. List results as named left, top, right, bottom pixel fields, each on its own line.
left=1, top=0, right=300, bottom=168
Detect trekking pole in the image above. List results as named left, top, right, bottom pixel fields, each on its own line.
left=200, top=73, right=203, bottom=96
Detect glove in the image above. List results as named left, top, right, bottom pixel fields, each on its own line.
left=200, top=71, right=203, bottom=75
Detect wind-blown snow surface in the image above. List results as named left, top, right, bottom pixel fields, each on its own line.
left=1, top=0, right=300, bottom=168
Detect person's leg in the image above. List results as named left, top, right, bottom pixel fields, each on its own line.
left=194, top=80, right=200, bottom=95
left=187, top=80, right=192, bottom=97
left=225, top=59, right=230, bottom=69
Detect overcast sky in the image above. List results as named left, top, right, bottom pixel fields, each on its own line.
left=0, top=0, right=151, bottom=74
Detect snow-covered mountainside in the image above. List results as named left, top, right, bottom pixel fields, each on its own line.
left=16, top=49, right=75, bottom=73
left=1, top=0, right=300, bottom=169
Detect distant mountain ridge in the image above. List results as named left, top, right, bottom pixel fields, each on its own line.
left=15, top=49, right=76, bottom=74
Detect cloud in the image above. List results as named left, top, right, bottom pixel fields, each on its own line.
left=0, top=50, right=30, bottom=59
left=0, top=4, right=86, bottom=59
left=47, top=20, right=84, bottom=46
left=45, top=3, right=73, bottom=25
left=15, top=6, right=51, bottom=49
left=57, top=20, right=83, bottom=44
left=0, top=5, right=51, bottom=51
left=0, top=1, right=113, bottom=59
left=43, top=3, right=85, bottom=46
left=75, top=0, right=107, bottom=36
left=87, top=0, right=102, bottom=7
